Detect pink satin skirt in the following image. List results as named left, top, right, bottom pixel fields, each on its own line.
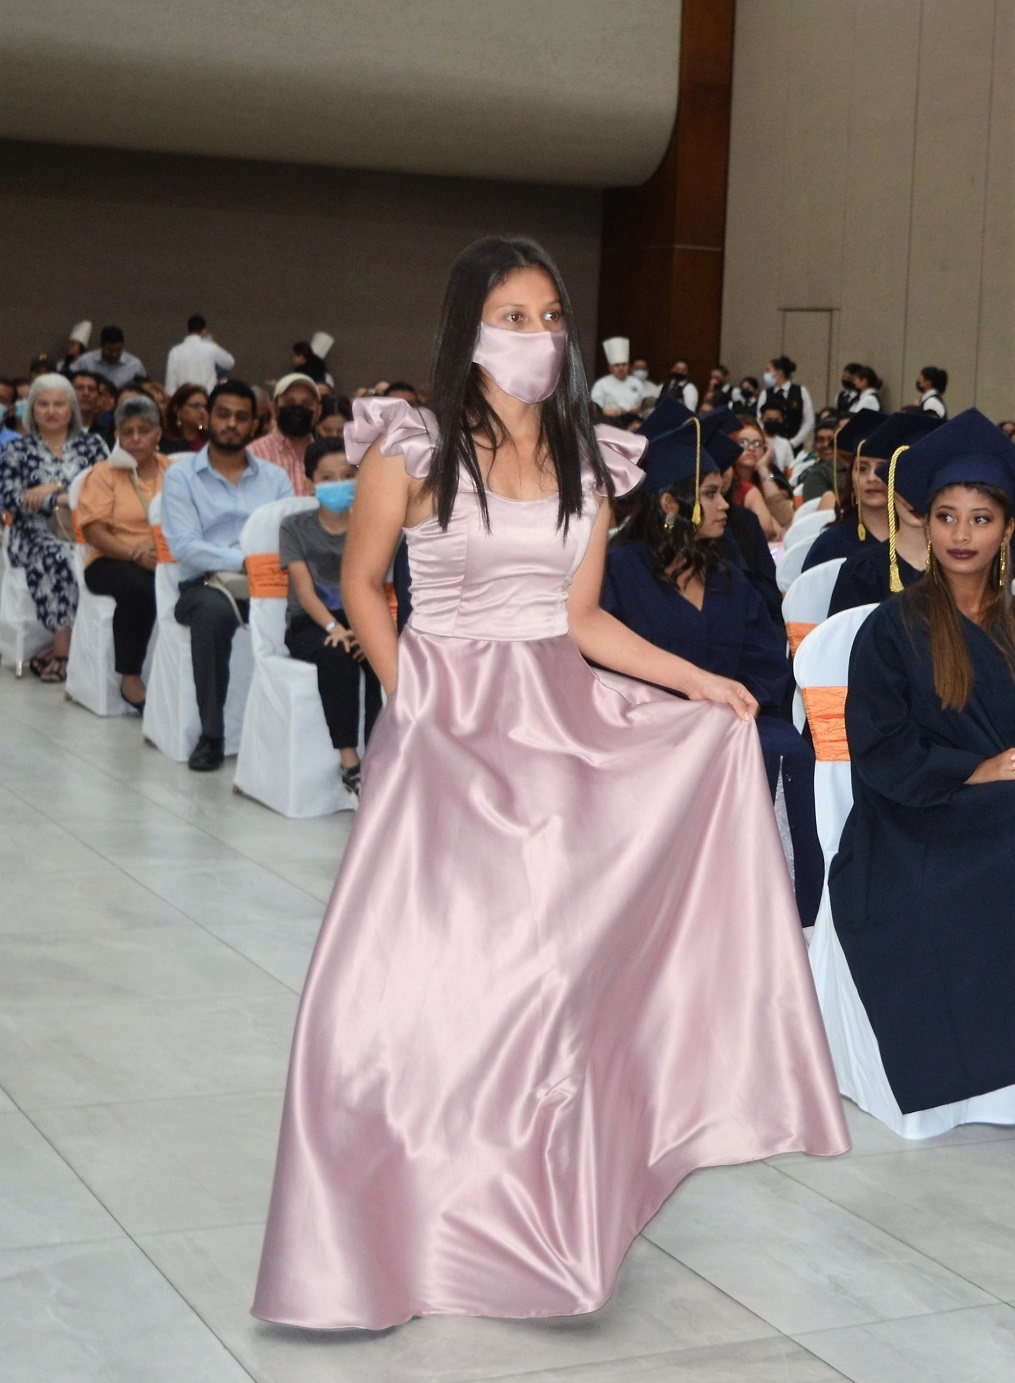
left=253, top=629, right=848, bottom=1329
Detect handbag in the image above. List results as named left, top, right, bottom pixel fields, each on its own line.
left=48, top=502, right=75, bottom=544
left=204, top=569, right=250, bottom=627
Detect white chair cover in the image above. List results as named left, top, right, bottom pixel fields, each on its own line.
left=799, top=606, right=1015, bottom=1137
left=776, top=536, right=816, bottom=593
left=783, top=557, right=847, bottom=729
left=794, top=496, right=821, bottom=519
left=64, top=469, right=153, bottom=716
left=783, top=508, right=834, bottom=550
left=233, top=496, right=361, bottom=817
left=142, top=493, right=253, bottom=761
left=0, top=525, right=51, bottom=675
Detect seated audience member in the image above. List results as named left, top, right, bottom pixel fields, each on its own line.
left=248, top=373, right=321, bottom=496
left=999, top=420, right=1015, bottom=440
left=161, top=380, right=292, bottom=771
left=850, top=365, right=883, bottom=412
left=94, top=378, right=117, bottom=436
left=383, top=381, right=420, bottom=407
left=251, top=386, right=273, bottom=439
left=0, top=378, right=19, bottom=450
left=916, top=366, right=948, bottom=418
left=829, top=410, right=1015, bottom=1118
left=279, top=440, right=382, bottom=800
left=77, top=394, right=172, bottom=711
left=605, top=428, right=821, bottom=925
left=291, top=340, right=328, bottom=386
left=799, top=417, right=847, bottom=501
left=703, top=420, right=784, bottom=629
left=802, top=410, right=887, bottom=571
left=759, top=397, right=797, bottom=476
left=72, top=370, right=115, bottom=446
left=0, top=373, right=108, bottom=682
left=165, top=315, right=236, bottom=394
left=72, top=325, right=146, bottom=391
left=163, top=384, right=209, bottom=455
left=142, top=380, right=170, bottom=427
left=828, top=412, right=945, bottom=614
left=316, top=396, right=352, bottom=441
left=707, top=364, right=733, bottom=405
left=731, top=413, right=793, bottom=538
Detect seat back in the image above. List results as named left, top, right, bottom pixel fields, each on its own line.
left=782, top=557, right=847, bottom=657
left=783, top=508, right=834, bottom=550
left=148, top=493, right=181, bottom=619
left=794, top=604, right=877, bottom=864
left=776, top=536, right=816, bottom=593
left=794, top=496, right=821, bottom=519
left=240, top=497, right=319, bottom=658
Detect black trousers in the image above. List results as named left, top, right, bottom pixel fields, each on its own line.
left=174, top=580, right=249, bottom=740
left=84, top=557, right=157, bottom=676
left=285, top=612, right=382, bottom=751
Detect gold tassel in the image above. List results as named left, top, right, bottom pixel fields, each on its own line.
left=691, top=416, right=702, bottom=527
left=854, top=439, right=867, bottom=541
left=832, top=423, right=842, bottom=503
left=886, top=445, right=909, bottom=594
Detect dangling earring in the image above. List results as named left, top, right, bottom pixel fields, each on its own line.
left=664, top=513, right=676, bottom=531
left=926, top=537, right=935, bottom=579
left=1000, top=544, right=1008, bottom=591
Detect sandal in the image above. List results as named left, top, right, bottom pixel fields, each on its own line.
left=38, top=656, right=68, bottom=684
left=29, top=645, right=55, bottom=678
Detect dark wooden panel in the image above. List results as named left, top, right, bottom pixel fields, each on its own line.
left=598, top=0, right=736, bottom=388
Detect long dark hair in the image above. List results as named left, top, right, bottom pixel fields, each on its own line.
left=427, top=236, right=609, bottom=532
left=618, top=477, right=730, bottom=590
left=902, top=483, right=1015, bottom=710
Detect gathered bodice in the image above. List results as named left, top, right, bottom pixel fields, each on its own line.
left=345, top=398, right=646, bottom=642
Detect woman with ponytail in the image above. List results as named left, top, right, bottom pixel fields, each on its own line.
left=830, top=408, right=1015, bottom=1123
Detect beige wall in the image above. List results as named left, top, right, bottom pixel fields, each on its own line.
left=721, top=0, right=1014, bottom=420
left=0, top=141, right=602, bottom=393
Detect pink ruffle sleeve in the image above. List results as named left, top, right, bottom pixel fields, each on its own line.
left=343, top=397, right=437, bottom=479
left=591, top=424, right=647, bottom=497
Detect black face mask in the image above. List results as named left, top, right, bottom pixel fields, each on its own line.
left=762, top=418, right=782, bottom=437
left=841, top=379, right=853, bottom=391
left=915, top=380, right=925, bottom=393
left=276, top=403, right=315, bottom=438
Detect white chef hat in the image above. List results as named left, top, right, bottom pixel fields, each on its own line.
left=70, top=320, right=93, bottom=347
left=310, top=331, right=334, bottom=360
left=602, top=336, right=630, bottom=366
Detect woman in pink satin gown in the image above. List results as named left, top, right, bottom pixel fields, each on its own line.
left=253, top=237, right=848, bottom=1331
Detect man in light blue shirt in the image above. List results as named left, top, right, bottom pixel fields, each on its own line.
left=162, top=379, right=292, bottom=770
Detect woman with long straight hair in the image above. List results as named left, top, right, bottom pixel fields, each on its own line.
left=253, top=236, right=847, bottom=1331
left=830, top=408, right=1015, bottom=1122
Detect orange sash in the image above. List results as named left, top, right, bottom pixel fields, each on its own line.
left=245, top=552, right=288, bottom=598
left=786, top=620, right=816, bottom=658
left=152, top=523, right=174, bottom=563
left=801, top=686, right=849, bottom=762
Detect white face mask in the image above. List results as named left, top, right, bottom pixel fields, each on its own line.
left=108, top=443, right=138, bottom=470
left=632, top=368, right=649, bottom=381
left=763, top=370, right=777, bottom=388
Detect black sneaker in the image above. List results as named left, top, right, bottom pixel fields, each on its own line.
left=341, top=763, right=362, bottom=805
left=188, top=734, right=225, bottom=772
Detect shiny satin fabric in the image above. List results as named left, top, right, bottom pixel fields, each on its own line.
left=253, top=400, right=849, bottom=1330
left=471, top=321, right=567, bottom=404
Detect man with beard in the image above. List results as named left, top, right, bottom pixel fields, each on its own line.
left=248, top=372, right=322, bottom=495
left=162, top=380, right=292, bottom=771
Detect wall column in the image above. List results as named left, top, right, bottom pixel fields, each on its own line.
left=596, top=0, right=736, bottom=400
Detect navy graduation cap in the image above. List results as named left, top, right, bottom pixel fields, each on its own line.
left=870, top=412, right=945, bottom=504
left=835, top=409, right=889, bottom=456
left=635, top=394, right=695, bottom=443
left=641, top=421, right=721, bottom=504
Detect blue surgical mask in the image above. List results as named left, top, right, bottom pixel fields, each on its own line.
left=14, top=399, right=27, bottom=420
left=763, top=370, right=777, bottom=388
left=315, top=479, right=356, bottom=512
left=632, top=368, right=649, bottom=381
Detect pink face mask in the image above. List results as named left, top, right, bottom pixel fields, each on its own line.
left=472, top=322, right=566, bottom=404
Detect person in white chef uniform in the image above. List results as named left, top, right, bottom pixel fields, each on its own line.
left=590, top=336, right=646, bottom=416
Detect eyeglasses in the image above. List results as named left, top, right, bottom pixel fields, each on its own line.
left=740, top=439, right=766, bottom=452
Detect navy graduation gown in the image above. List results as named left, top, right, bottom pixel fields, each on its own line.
left=603, top=543, right=822, bottom=925
left=802, top=513, right=865, bottom=571
left=723, top=506, right=784, bottom=629
left=827, top=543, right=922, bottom=616
left=829, top=598, right=1015, bottom=1113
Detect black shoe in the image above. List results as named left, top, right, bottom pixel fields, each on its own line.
left=188, top=734, right=224, bottom=771
left=121, top=690, right=146, bottom=715
left=341, top=763, right=362, bottom=805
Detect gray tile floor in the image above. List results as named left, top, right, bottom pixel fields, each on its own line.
left=3, top=671, right=1015, bottom=1382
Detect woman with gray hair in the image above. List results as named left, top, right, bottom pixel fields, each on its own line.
left=76, top=393, right=173, bottom=711
left=0, top=372, right=108, bottom=681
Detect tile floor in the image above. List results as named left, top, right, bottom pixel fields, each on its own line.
left=3, top=671, right=1015, bottom=1382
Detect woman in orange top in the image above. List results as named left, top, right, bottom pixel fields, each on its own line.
left=77, top=394, right=172, bottom=712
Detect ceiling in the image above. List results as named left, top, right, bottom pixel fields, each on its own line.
left=1, top=1, right=682, bottom=187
